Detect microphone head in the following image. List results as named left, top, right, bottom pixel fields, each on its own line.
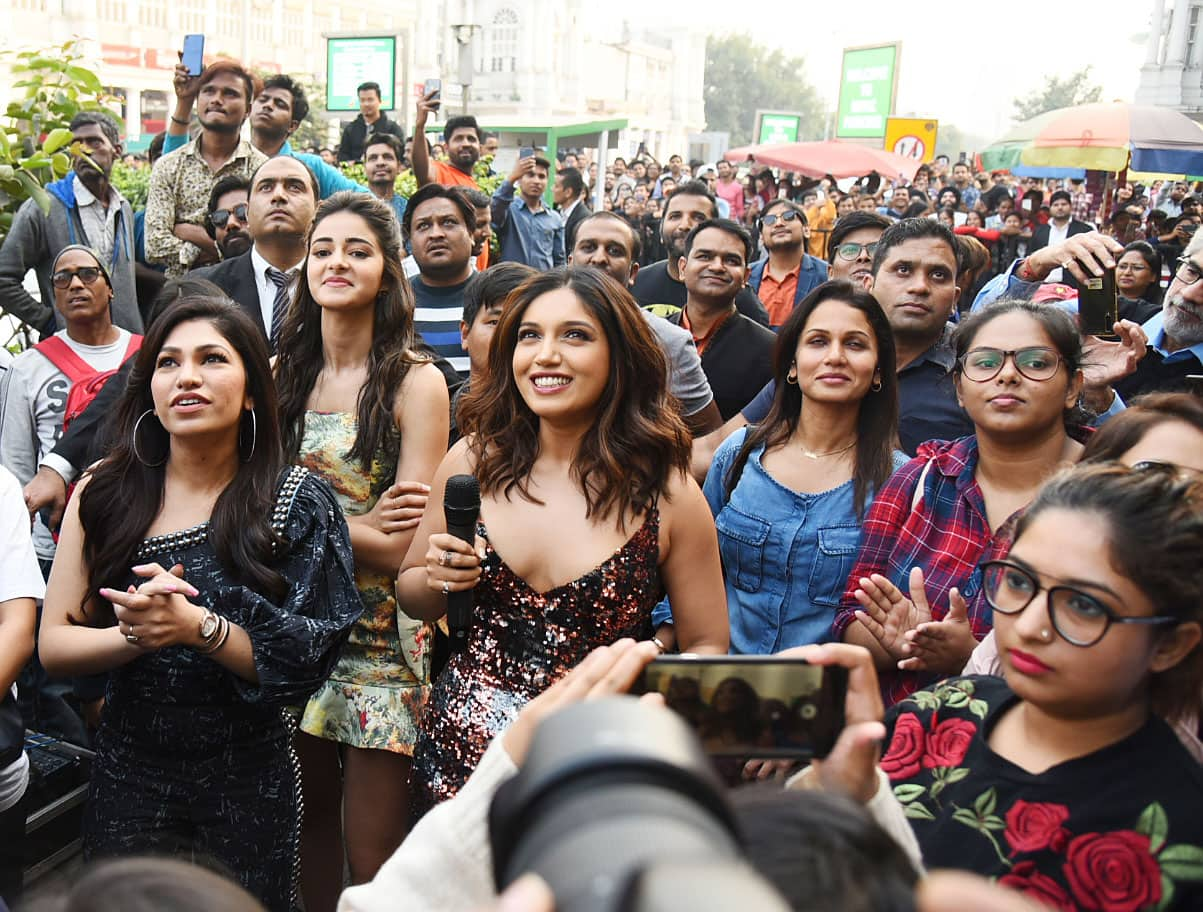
left=444, top=473, right=481, bottom=511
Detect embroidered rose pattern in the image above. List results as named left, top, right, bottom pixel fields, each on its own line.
left=882, top=712, right=925, bottom=780
left=999, top=861, right=1075, bottom=912
left=1063, top=830, right=1161, bottom=912
left=1004, top=801, right=1071, bottom=855
left=922, top=717, right=976, bottom=769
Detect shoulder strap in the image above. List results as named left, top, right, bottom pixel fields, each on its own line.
left=34, top=335, right=94, bottom=384
left=270, top=465, right=310, bottom=538
left=910, top=458, right=934, bottom=513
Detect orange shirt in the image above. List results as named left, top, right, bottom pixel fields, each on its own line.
left=680, top=306, right=734, bottom=356
left=758, top=264, right=800, bottom=328
left=431, top=160, right=478, bottom=188
left=475, top=247, right=489, bottom=272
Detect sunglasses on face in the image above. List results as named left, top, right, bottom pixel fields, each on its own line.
left=211, top=204, right=249, bottom=229
left=762, top=210, right=802, bottom=227
left=982, top=560, right=1178, bottom=648
left=958, top=346, right=1062, bottom=382
left=51, top=267, right=104, bottom=289
left=835, top=241, right=879, bottom=260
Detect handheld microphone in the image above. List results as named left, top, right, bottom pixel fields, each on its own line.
left=443, top=474, right=481, bottom=653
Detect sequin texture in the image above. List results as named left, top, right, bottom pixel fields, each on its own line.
left=411, top=509, right=661, bottom=812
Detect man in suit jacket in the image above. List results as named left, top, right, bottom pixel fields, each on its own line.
left=193, top=155, right=317, bottom=346
left=553, top=166, right=591, bottom=254
left=1027, top=189, right=1093, bottom=284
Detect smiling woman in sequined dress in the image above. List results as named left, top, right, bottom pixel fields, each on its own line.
left=38, top=296, right=362, bottom=912
left=397, top=267, right=729, bottom=814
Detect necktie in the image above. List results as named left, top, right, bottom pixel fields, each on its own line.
left=266, top=267, right=293, bottom=351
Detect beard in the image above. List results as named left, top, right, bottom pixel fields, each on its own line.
left=219, top=230, right=252, bottom=259
left=1162, top=293, right=1203, bottom=347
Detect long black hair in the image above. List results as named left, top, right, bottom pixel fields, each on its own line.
left=276, top=191, right=423, bottom=469
left=725, top=280, right=899, bottom=518
left=78, top=296, right=287, bottom=613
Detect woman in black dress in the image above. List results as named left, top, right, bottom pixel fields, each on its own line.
left=39, top=296, right=363, bottom=911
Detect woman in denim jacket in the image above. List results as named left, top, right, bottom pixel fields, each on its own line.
left=656, top=281, right=905, bottom=652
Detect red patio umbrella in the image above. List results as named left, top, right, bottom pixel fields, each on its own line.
left=724, top=140, right=922, bottom=180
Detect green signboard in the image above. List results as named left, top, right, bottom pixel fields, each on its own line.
left=835, top=44, right=899, bottom=139
left=756, top=111, right=802, bottom=145
left=326, top=37, right=397, bottom=111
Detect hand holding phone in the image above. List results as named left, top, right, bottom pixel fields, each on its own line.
left=1079, top=267, right=1119, bottom=337
left=519, top=145, right=535, bottom=160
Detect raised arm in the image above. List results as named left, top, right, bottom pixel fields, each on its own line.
left=412, top=90, right=440, bottom=187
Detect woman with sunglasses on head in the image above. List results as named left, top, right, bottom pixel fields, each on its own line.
left=38, top=296, right=363, bottom=911
left=834, top=298, right=1086, bottom=707
left=398, top=267, right=728, bottom=813
left=873, top=463, right=1203, bottom=911
left=0, top=245, right=141, bottom=572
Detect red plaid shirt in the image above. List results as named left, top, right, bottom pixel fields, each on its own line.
left=834, top=436, right=1016, bottom=707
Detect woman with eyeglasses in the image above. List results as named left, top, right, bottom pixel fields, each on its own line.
left=0, top=245, right=141, bottom=571
left=1116, top=241, right=1164, bottom=323
left=871, top=463, right=1203, bottom=910
left=834, top=298, right=1086, bottom=707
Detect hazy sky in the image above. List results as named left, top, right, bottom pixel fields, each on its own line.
left=639, top=0, right=1153, bottom=146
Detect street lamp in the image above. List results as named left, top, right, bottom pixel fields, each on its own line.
left=450, top=23, right=479, bottom=115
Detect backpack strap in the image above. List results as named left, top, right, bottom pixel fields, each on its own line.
left=34, top=335, right=95, bottom=384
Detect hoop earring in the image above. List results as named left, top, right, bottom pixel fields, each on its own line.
left=239, top=408, right=257, bottom=463
left=871, top=378, right=883, bottom=392
left=133, top=409, right=166, bottom=467
left=786, top=372, right=798, bottom=385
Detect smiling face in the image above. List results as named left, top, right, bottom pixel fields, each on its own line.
left=150, top=319, right=251, bottom=445
left=993, top=508, right=1171, bottom=717
left=306, top=210, right=386, bottom=312
left=955, top=311, right=1081, bottom=439
left=52, top=248, right=113, bottom=327
left=680, top=226, right=748, bottom=306
left=661, top=192, right=716, bottom=260
left=512, top=287, right=611, bottom=424
left=761, top=203, right=806, bottom=252
left=792, top=299, right=880, bottom=407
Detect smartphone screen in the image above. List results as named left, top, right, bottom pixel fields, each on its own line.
left=519, top=146, right=535, bottom=160
left=182, top=34, right=205, bottom=77
left=424, top=78, right=441, bottom=101
left=633, top=656, right=847, bottom=759
left=1079, top=267, right=1119, bottom=337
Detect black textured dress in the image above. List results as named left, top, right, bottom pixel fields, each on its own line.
left=82, top=467, right=363, bottom=912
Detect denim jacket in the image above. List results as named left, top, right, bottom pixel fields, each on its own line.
left=654, top=427, right=904, bottom=653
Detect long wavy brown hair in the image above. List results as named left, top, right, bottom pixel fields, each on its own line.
left=458, top=267, right=690, bottom=528
left=275, top=191, right=423, bottom=469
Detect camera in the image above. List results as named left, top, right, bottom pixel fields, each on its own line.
left=489, top=698, right=790, bottom=912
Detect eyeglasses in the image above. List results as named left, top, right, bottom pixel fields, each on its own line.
left=1116, top=262, right=1150, bottom=273
left=1174, top=257, right=1203, bottom=286
left=958, top=346, right=1063, bottom=383
left=762, top=210, right=802, bottom=227
left=981, top=560, right=1178, bottom=647
left=211, top=204, right=249, bottom=229
left=51, top=267, right=104, bottom=289
left=835, top=241, right=879, bottom=260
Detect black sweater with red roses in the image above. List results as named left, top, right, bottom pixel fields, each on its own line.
left=882, top=676, right=1203, bottom=912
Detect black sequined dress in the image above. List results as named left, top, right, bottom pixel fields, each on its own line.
left=82, top=467, right=363, bottom=912
left=412, top=509, right=660, bottom=813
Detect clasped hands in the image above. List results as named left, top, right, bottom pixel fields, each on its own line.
left=853, top=567, right=978, bottom=674
left=99, top=562, right=205, bottom=651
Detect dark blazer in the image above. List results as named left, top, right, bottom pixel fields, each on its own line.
left=562, top=200, right=591, bottom=253
left=1027, top=219, right=1093, bottom=253
left=192, top=252, right=266, bottom=339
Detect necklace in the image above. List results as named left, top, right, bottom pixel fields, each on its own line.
left=798, top=439, right=856, bottom=460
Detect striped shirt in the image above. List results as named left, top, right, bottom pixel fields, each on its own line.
left=409, top=274, right=470, bottom=378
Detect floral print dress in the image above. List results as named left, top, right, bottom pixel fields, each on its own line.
left=882, top=676, right=1203, bottom=911
left=298, top=411, right=431, bottom=754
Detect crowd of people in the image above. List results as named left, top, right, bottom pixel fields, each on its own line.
left=1, top=51, right=1203, bottom=912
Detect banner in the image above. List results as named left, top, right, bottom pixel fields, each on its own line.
left=835, top=44, right=900, bottom=139
left=327, top=36, right=397, bottom=111
left=755, top=111, right=802, bottom=145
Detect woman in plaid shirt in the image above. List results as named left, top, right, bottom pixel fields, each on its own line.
left=833, top=299, right=1088, bottom=706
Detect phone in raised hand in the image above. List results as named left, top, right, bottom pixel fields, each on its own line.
left=182, top=34, right=205, bottom=77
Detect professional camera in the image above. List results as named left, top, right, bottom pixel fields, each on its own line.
left=489, top=697, right=790, bottom=912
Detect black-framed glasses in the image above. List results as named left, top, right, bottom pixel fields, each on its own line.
left=981, top=560, right=1178, bottom=647
left=51, top=267, right=103, bottom=289
left=211, top=204, right=249, bottom=229
left=958, top=346, right=1062, bottom=383
left=1174, top=257, right=1203, bottom=286
left=762, top=210, right=802, bottom=227
left=835, top=241, right=879, bottom=260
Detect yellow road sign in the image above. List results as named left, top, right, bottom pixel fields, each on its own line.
left=884, top=117, right=938, bottom=163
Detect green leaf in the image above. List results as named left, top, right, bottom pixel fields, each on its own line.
left=1138, top=803, right=1170, bottom=854
left=1155, top=874, right=1175, bottom=912
left=952, top=808, right=981, bottom=829
left=904, top=802, right=936, bottom=821
left=65, top=65, right=102, bottom=94
left=946, top=767, right=971, bottom=784
left=41, top=127, right=73, bottom=154
left=969, top=699, right=989, bottom=719
left=50, top=152, right=70, bottom=176
left=944, top=690, right=970, bottom=708
left=893, top=784, right=926, bottom=803
left=983, top=815, right=1007, bottom=831
left=0, top=165, right=13, bottom=182
left=930, top=780, right=945, bottom=800
left=15, top=170, right=50, bottom=214
left=1159, top=844, right=1203, bottom=880
left=973, top=788, right=997, bottom=817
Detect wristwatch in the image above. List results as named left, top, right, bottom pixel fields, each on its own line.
left=198, top=609, right=220, bottom=642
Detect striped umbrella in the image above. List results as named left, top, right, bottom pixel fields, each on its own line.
left=980, top=102, right=1203, bottom=175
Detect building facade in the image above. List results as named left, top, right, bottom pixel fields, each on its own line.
left=1137, top=0, right=1203, bottom=116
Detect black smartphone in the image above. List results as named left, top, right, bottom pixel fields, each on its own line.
left=424, top=78, right=441, bottom=114
left=633, top=655, right=847, bottom=759
left=1079, top=266, right=1119, bottom=337
left=182, top=34, right=205, bottom=77
left=519, top=145, right=535, bottom=160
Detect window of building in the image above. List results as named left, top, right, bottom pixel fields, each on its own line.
left=1189, top=4, right=1202, bottom=66
left=97, top=0, right=128, bottom=20
left=138, top=0, right=167, bottom=29
left=490, top=8, right=518, bottom=73
left=177, top=0, right=206, bottom=33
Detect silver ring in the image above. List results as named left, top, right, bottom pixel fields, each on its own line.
left=441, top=581, right=451, bottom=596
left=125, top=633, right=140, bottom=644
left=441, top=550, right=454, bottom=567
left=1061, top=259, right=1073, bottom=270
